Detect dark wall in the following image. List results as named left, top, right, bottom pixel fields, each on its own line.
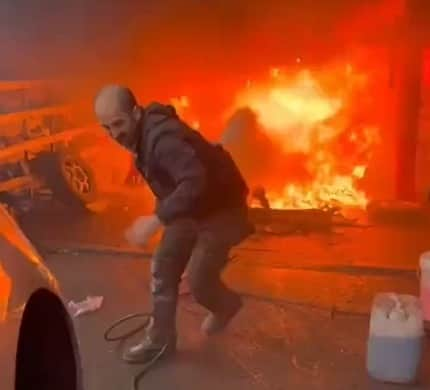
left=0, top=0, right=137, bottom=79
left=0, top=0, right=396, bottom=82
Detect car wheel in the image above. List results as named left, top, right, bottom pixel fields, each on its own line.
left=28, top=152, right=88, bottom=211
left=60, top=155, right=96, bottom=203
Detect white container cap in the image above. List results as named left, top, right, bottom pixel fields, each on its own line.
left=420, top=252, right=430, bottom=271
left=369, top=293, right=424, bottom=338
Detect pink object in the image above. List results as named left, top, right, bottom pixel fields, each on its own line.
left=68, top=296, right=104, bottom=318
left=420, top=288, right=430, bottom=321
left=419, top=252, right=430, bottom=322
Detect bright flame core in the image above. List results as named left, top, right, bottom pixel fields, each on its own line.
left=237, top=70, right=343, bottom=154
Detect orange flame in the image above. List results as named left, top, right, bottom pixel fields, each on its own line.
left=170, top=96, right=200, bottom=130
left=233, top=65, right=378, bottom=209
left=236, top=69, right=343, bottom=154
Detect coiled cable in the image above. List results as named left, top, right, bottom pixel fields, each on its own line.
left=104, top=312, right=169, bottom=390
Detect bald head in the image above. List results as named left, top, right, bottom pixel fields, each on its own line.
left=94, top=85, right=142, bottom=150
left=94, top=85, right=137, bottom=118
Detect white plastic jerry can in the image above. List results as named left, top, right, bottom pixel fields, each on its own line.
left=367, top=293, right=424, bottom=384
left=419, top=252, right=430, bottom=328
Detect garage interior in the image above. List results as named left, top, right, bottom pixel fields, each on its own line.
left=0, top=0, right=430, bottom=389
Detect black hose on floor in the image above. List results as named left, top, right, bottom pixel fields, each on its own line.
left=104, top=313, right=169, bottom=390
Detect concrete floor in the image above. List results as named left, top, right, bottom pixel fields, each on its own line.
left=17, top=251, right=430, bottom=389
left=20, top=206, right=426, bottom=313
left=0, top=206, right=429, bottom=389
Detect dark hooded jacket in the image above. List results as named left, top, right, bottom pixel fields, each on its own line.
left=134, top=103, right=249, bottom=224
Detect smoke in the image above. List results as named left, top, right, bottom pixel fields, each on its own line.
left=0, top=0, right=134, bottom=78
left=0, top=0, right=404, bottom=118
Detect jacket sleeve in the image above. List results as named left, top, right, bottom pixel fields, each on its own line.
left=153, top=134, right=207, bottom=224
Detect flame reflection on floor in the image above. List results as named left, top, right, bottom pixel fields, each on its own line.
left=0, top=205, right=59, bottom=322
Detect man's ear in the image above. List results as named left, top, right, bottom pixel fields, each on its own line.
left=132, top=106, right=142, bottom=122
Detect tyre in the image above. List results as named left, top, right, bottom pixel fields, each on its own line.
left=59, top=154, right=99, bottom=204
left=28, top=152, right=89, bottom=211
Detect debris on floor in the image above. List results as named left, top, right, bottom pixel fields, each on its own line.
left=68, top=295, right=104, bottom=317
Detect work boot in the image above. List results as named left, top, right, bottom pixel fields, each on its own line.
left=122, top=320, right=177, bottom=364
left=201, top=296, right=243, bottom=335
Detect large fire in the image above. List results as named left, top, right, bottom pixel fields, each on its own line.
left=121, top=63, right=379, bottom=211
left=232, top=65, right=379, bottom=209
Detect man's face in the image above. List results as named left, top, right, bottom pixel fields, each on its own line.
left=98, top=108, right=140, bottom=151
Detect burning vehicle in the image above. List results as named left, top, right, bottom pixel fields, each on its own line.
left=224, top=66, right=379, bottom=210
left=0, top=81, right=150, bottom=214
left=209, top=61, right=381, bottom=214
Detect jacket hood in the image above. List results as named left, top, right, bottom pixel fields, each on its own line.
left=143, top=102, right=178, bottom=129
left=136, top=102, right=181, bottom=163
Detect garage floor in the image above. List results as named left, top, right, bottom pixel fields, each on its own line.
left=0, top=205, right=429, bottom=389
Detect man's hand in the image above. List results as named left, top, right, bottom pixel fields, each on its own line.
left=125, top=215, right=162, bottom=246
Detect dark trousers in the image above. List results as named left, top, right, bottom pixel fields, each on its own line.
left=151, top=208, right=254, bottom=336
